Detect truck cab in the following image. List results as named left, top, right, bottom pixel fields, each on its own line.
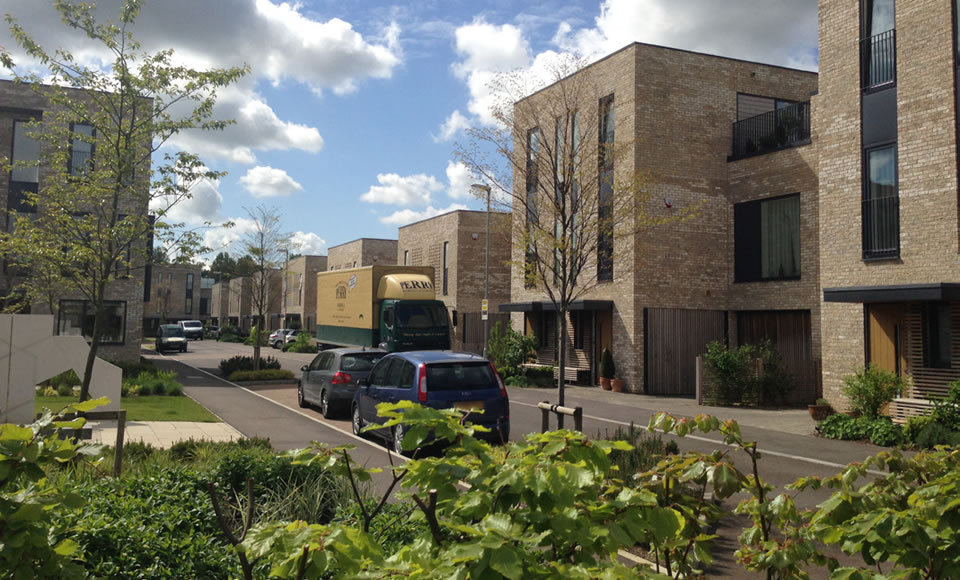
left=380, top=299, right=451, bottom=351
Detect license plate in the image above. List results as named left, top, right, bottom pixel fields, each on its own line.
left=454, top=401, right=482, bottom=411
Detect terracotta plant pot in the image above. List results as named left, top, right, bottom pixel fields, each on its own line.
left=610, top=378, right=625, bottom=393
left=599, top=377, right=612, bottom=390
left=808, top=404, right=832, bottom=422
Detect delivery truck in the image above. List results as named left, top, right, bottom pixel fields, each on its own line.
left=315, top=266, right=451, bottom=352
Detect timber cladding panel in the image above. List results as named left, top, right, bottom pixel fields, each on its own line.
left=645, top=308, right=727, bottom=396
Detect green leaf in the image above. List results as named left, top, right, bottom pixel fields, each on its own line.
left=489, top=546, right=523, bottom=579
left=0, top=424, right=33, bottom=442
left=54, top=539, right=80, bottom=557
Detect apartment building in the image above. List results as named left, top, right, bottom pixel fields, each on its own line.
left=503, top=43, right=819, bottom=398
left=210, top=278, right=231, bottom=327
left=397, top=210, right=512, bottom=352
left=142, top=263, right=204, bottom=336
left=0, top=80, right=148, bottom=361
left=225, top=276, right=252, bottom=330
left=280, top=255, right=328, bottom=332
left=817, top=0, right=960, bottom=414
left=327, top=238, right=397, bottom=270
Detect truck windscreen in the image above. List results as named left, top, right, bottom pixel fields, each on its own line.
left=395, top=303, right=448, bottom=329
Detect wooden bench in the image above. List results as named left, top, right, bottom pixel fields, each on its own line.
left=884, top=398, right=934, bottom=424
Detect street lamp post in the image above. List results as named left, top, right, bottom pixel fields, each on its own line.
left=472, top=183, right=492, bottom=359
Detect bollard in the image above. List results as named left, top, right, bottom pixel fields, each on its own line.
left=537, top=401, right=583, bottom=433
left=114, top=409, right=126, bottom=477
left=540, top=401, right=550, bottom=433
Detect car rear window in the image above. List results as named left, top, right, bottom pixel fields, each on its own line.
left=182, top=321, right=201, bottom=328
left=426, top=362, right=497, bottom=391
left=340, top=353, right=383, bottom=372
left=161, top=325, right=184, bottom=337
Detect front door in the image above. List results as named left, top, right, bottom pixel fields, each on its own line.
left=867, top=303, right=906, bottom=375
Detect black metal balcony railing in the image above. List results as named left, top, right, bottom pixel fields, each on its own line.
left=862, top=195, right=900, bottom=259
left=861, top=29, right=897, bottom=91
left=731, top=101, right=811, bottom=160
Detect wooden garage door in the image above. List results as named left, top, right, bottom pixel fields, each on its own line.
left=645, top=308, right=727, bottom=396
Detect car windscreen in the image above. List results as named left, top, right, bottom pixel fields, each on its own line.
left=395, top=304, right=448, bottom=329
left=340, top=353, right=384, bottom=372
left=426, top=362, right=498, bottom=391
left=162, top=326, right=184, bottom=337
left=181, top=321, right=201, bottom=328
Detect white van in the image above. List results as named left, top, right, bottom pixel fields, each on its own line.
left=178, top=320, right=204, bottom=340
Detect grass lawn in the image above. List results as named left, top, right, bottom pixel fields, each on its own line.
left=34, top=395, right=221, bottom=422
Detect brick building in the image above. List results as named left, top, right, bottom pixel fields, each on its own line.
left=327, top=238, right=397, bottom=270
left=503, top=43, right=819, bottom=398
left=142, top=263, right=205, bottom=336
left=817, top=0, right=960, bottom=414
left=280, top=255, right=328, bottom=332
left=397, top=210, right=512, bottom=352
left=210, top=278, right=231, bottom=327
left=0, top=80, right=148, bottom=361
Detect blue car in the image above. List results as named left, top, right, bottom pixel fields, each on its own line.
left=351, top=351, right=510, bottom=454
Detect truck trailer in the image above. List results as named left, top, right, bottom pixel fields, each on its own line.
left=315, top=266, right=451, bottom=352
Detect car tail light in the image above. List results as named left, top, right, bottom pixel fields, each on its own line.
left=331, top=371, right=353, bottom=385
left=490, top=363, right=508, bottom=399
left=417, top=363, right=428, bottom=402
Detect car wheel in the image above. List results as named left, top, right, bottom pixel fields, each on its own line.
left=273, top=341, right=281, bottom=349
left=392, top=423, right=406, bottom=456
left=352, top=404, right=365, bottom=437
left=320, top=389, right=331, bottom=418
left=297, top=382, right=307, bottom=408
left=182, top=345, right=187, bottom=353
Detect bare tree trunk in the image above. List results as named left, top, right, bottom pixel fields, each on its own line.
left=557, top=308, right=567, bottom=429
left=252, top=313, right=262, bottom=371
left=80, top=281, right=106, bottom=402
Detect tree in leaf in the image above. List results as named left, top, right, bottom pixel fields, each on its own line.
left=0, top=0, right=247, bottom=401
left=456, top=54, right=697, bottom=421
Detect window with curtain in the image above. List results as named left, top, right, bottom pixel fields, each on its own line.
left=734, top=194, right=801, bottom=282
left=862, top=145, right=899, bottom=258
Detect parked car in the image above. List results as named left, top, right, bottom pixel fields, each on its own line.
left=298, top=348, right=385, bottom=418
left=179, top=319, right=204, bottom=340
left=351, top=351, right=510, bottom=454
left=205, top=325, right=221, bottom=339
left=269, top=329, right=297, bottom=349
left=156, top=324, right=188, bottom=353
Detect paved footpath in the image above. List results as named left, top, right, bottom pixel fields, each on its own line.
left=88, top=419, right=243, bottom=448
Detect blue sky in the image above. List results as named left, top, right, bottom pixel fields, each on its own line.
left=0, top=0, right=818, bottom=261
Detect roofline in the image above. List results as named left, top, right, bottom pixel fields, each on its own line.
left=398, top=208, right=510, bottom=230
left=327, top=237, right=398, bottom=250
left=518, top=41, right=818, bottom=105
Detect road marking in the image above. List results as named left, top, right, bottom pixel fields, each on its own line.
left=186, top=376, right=204, bottom=379
left=512, top=400, right=886, bottom=476
left=181, top=363, right=409, bottom=463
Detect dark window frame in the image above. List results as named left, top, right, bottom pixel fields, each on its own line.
left=734, top=193, right=802, bottom=283
left=56, top=299, right=127, bottom=345
left=860, top=0, right=897, bottom=92
left=68, top=122, right=96, bottom=177
left=442, top=241, right=449, bottom=296
left=525, top=128, right=540, bottom=288
left=861, top=142, right=900, bottom=260
left=923, top=302, right=952, bottom=369
left=597, top=94, right=615, bottom=282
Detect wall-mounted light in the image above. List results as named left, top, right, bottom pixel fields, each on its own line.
left=471, top=233, right=479, bottom=240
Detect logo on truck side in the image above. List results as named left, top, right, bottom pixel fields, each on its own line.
left=400, top=280, right=433, bottom=291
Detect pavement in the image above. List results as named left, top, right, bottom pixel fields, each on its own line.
left=87, top=419, right=244, bottom=448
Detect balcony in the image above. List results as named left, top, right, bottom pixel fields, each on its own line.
left=730, top=101, right=811, bottom=160
left=860, top=29, right=896, bottom=92
left=862, top=195, right=899, bottom=260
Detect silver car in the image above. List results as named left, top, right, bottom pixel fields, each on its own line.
left=298, top=348, right=385, bottom=418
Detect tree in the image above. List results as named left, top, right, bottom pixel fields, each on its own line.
left=241, top=205, right=292, bottom=370
left=1, top=0, right=247, bottom=401
left=457, top=55, right=696, bottom=424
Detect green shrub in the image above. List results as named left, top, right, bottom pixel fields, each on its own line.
left=56, top=383, right=73, bottom=397
left=165, top=382, right=184, bottom=396
left=931, top=381, right=960, bottom=430
left=818, top=413, right=868, bottom=440
left=39, top=369, right=81, bottom=388
left=119, top=382, right=130, bottom=397
left=904, top=415, right=933, bottom=445
left=487, top=321, right=537, bottom=379
left=219, top=355, right=281, bottom=377
left=504, top=374, right=531, bottom=387
left=107, top=357, right=158, bottom=379
left=703, top=340, right=790, bottom=406
left=122, top=441, right=157, bottom=463
left=219, top=332, right=243, bottom=343
left=136, top=381, right=154, bottom=396
left=283, top=331, right=315, bottom=353
left=841, top=364, right=904, bottom=420
left=866, top=418, right=903, bottom=447
left=912, top=422, right=960, bottom=449
left=603, top=422, right=679, bottom=481
left=599, top=348, right=615, bottom=380
left=43, top=386, right=58, bottom=398
left=228, top=369, right=295, bottom=382
left=124, top=370, right=182, bottom=396
left=244, top=325, right=268, bottom=346
left=332, top=500, right=426, bottom=554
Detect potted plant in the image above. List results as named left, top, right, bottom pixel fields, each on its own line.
left=611, top=375, right=626, bottom=393
left=599, top=348, right=614, bottom=390
left=808, top=397, right=833, bottom=421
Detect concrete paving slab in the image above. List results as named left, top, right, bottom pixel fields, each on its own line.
left=87, top=420, right=244, bottom=448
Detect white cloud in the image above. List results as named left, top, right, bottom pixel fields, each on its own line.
left=0, top=0, right=401, bottom=162
left=360, top=173, right=444, bottom=206
left=433, top=110, right=471, bottom=142
left=149, top=174, right=224, bottom=226
left=290, top=231, right=327, bottom=255
left=240, top=165, right=304, bottom=198
left=380, top=204, right=470, bottom=226
left=445, top=161, right=478, bottom=200
left=202, top=217, right=258, bottom=256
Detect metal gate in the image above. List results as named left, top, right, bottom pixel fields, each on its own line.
left=645, top=308, right=727, bottom=396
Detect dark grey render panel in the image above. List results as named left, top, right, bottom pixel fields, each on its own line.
left=862, top=87, right=897, bottom=147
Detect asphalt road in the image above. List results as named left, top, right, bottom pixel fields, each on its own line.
left=152, top=339, right=887, bottom=578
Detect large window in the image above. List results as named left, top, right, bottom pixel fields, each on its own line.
left=734, top=194, right=801, bottom=282
left=185, top=273, right=194, bottom=314
left=525, top=129, right=540, bottom=288
left=861, top=0, right=896, bottom=90
left=442, top=241, right=449, bottom=295
left=57, top=300, right=127, bottom=344
left=924, top=302, right=952, bottom=369
left=69, top=123, right=95, bottom=176
left=862, top=145, right=899, bottom=259
left=597, top=95, right=615, bottom=282
left=11, top=120, right=40, bottom=186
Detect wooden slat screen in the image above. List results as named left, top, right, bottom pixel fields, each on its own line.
left=737, top=310, right=820, bottom=405
left=461, top=312, right=509, bottom=356
left=903, top=302, right=960, bottom=400
left=646, top=308, right=727, bottom=396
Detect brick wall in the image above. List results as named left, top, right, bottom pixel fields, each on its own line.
left=327, top=238, right=398, bottom=270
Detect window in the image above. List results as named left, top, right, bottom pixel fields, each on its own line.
left=862, top=145, right=899, bottom=259
left=185, top=273, right=194, bottom=314
left=200, top=297, right=209, bottom=316
left=11, top=120, right=40, bottom=186
left=861, top=0, right=896, bottom=90
left=185, top=298, right=193, bottom=314
left=572, top=311, right=585, bottom=350
left=525, top=129, right=540, bottom=288
left=598, top=95, right=615, bottom=281
left=403, top=250, right=409, bottom=265
left=734, top=194, right=801, bottom=282
left=353, top=260, right=357, bottom=268
left=442, top=241, right=449, bottom=295
left=69, top=123, right=95, bottom=176
left=57, top=300, right=126, bottom=344
left=924, top=302, right=952, bottom=369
